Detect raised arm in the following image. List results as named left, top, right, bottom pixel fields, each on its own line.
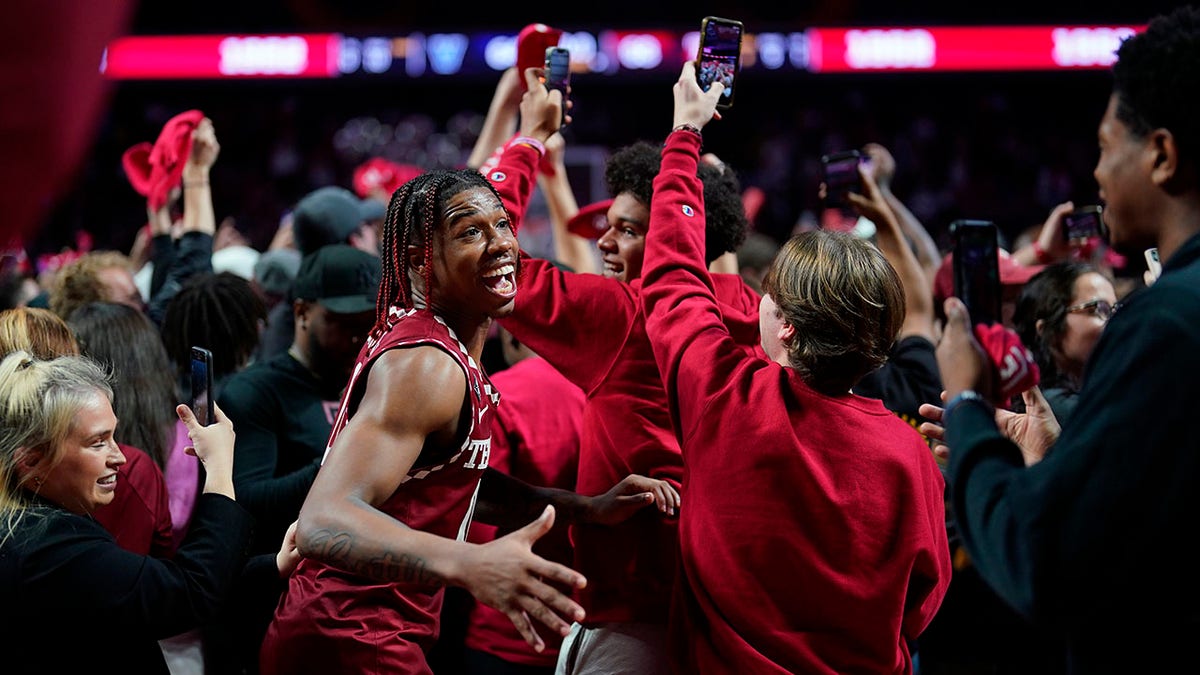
left=539, top=132, right=598, bottom=274
left=862, top=143, right=942, bottom=284
left=847, top=168, right=936, bottom=342
left=467, top=67, right=524, bottom=171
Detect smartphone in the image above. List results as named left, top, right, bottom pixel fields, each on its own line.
left=516, top=23, right=563, bottom=91
left=190, top=346, right=214, bottom=426
left=1145, top=247, right=1162, bottom=282
left=821, top=150, right=865, bottom=209
left=696, top=16, right=744, bottom=110
left=950, top=220, right=1002, bottom=326
left=544, top=46, right=570, bottom=125
left=1063, top=205, right=1105, bottom=243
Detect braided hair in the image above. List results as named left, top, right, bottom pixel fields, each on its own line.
left=374, top=169, right=510, bottom=331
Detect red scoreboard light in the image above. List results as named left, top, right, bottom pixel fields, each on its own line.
left=102, top=34, right=341, bottom=79
left=806, top=25, right=1144, bottom=73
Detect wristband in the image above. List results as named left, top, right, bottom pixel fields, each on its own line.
left=182, top=179, right=209, bottom=189
left=672, top=123, right=702, bottom=139
left=942, top=389, right=993, bottom=422
left=507, top=136, right=546, bottom=157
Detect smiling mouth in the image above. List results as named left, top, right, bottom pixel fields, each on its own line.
left=98, top=474, right=117, bottom=487
left=602, top=260, right=623, bottom=277
left=483, top=264, right=517, bottom=298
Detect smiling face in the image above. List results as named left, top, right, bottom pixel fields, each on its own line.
left=32, top=390, right=125, bottom=515
left=596, top=192, right=650, bottom=283
left=1094, top=94, right=1159, bottom=255
left=417, top=186, right=519, bottom=320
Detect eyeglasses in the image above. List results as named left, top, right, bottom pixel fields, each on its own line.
left=1066, top=298, right=1114, bottom=321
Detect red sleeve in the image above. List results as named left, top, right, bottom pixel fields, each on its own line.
left=483, top=136, right=542, bottom=236
left=502, top=256, right=638, bottom=394
left=639, top=131, right=759, bottom=443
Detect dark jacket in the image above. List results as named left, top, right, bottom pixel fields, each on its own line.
left=946, top=232, right=1200, bottom=673
left=0, top=493, right=253, bottom=674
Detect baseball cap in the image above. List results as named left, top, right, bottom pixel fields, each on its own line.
left=253, top=248, right=302, bottom=298
left=566, top=199, right=614, bottom=239
left=933, top=249, right=1043, bottom=304
left=292, top=244, right=381, bottom=314
left=292, top=186, right=387, bottom=256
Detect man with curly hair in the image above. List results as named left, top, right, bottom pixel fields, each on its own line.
left=481, top=124, right=757, bottom=671
left=48, top=250, right=144, bottom=320
left=929, top=6, right=1200, bottom=672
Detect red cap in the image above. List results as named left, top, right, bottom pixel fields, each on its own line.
left=933, top=249, right=1043, bottom=304
left=516, top=23, right=563, bottom=90
left=121, top=109, right=206, bottom=212
left=566, top=199, right=613, bottom=239
left=352, top=157, right=424, bottom=199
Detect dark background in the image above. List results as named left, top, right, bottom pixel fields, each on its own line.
left=27, top=1, right=1188, bottom=268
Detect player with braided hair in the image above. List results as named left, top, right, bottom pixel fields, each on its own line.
left=261, top=69, right=679, bottom=675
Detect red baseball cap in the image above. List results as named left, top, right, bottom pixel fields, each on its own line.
left=566, top=199, right=614, bottom=239
left=352, top=157, right=424, bottom=199
left=933, top=249, right=1043, bottom=304
left=121, top=109, right=206, bottom=212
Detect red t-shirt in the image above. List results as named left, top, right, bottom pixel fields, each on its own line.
left=641, top=132, right=952, bottom=673
left=487, top=143, right=763, bottom=625
left=93, top=443, right=173, bottom=557
left=463, top=356, right=585, bottom=667
left=261, top=307, right=499, bottom=675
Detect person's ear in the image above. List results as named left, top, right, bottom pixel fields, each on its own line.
left=14, top=446, right=45, bottom=481
left=778, top=321, right=796, bottom=345
left=407, top=244, right=424, bottom=272
left=1035, top=318, right=1045, bottom=338
left=293, top=298, right=311, bottom=323
left=1149, top=128, right=1180, bottom=190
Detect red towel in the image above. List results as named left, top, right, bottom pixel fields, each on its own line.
left=121, top=109, right=205, bottom=211
left=974, top=322, right=1040, bottom=401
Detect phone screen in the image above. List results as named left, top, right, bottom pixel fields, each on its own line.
left=1063, top=206, right=1104, bottom=242
left=190, top=346, right=214, bottom=426
left=951, top=220, right=1002, bottom=326
left=821, top=150, right=863, bottom=209
left=697, top=16, right=743, bottom=109
left=544, top=47, right=570, bottom=124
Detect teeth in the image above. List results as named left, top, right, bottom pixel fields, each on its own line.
left=99, top=475, right=117, bottom=485
left=483, top=264, right=514, bottom=278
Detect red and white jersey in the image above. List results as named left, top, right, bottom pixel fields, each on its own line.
left=262, top=306, right=499, bottom=675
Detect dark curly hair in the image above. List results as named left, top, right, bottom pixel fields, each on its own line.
left=1112, top=6, right=1200, bottom=175
left=161, top=271, right=266, bottom=384
left=604, top=140, right=747, bottom=264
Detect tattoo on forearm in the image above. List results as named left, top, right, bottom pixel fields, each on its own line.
left=306, top=529, right=444, bottom=585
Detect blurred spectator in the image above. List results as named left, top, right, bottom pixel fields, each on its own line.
left=49, top=250, right=145, bottom=319
left=291, top=185, right=385, bottom=257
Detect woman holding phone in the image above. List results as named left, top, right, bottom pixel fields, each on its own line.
left=0, top=351, right=296, bottom=674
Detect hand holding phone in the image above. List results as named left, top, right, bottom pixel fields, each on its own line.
left=190, top=346, right=214, bottom=426
left=821, top=150, right=865, bottom=210
left=1063, top=205, right=1105, bottom=243
left=543, top=46, right=570, bottom=125
left=950, top=220, right=1002, bottom=327
left=696, top=16, right=744, bottom=109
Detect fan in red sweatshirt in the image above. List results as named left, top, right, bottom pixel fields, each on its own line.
left=483, top=130, right=761, bottom=667
left=636, top=64, right=951, bottom=674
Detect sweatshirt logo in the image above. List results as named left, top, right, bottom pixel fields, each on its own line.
left=490, top=170, right=508, bottom=183
left=681, top=204, right=695, bottom=217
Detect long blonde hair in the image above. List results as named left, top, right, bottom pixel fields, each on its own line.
left=0, top=351, right=113, bottom=545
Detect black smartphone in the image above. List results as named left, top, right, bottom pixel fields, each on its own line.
left=696, top=16, right=743, bottom=110
left=1063, top=205, right=1105, bottom=243
left=544, top=46, right=570, bottom=125
left=950, top=220, right=1002, bottom=326
left=821, top=150, right=864, bottom=209
left=190, top=346, right=214, bottom=426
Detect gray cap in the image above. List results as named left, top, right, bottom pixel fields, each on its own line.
left=291, top=186, right=387, bottom=257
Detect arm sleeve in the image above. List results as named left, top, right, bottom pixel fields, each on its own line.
left=148, top=231, right=213, bottom=326
left=221, top=375, right=320, bottom=541
left=639, top=131, right=756, bottom=446
left=150, top=233, right=175, bottom=297
left=27, top=494, right=253, bottom=639
left=484, top=139, right=542, bottom=237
